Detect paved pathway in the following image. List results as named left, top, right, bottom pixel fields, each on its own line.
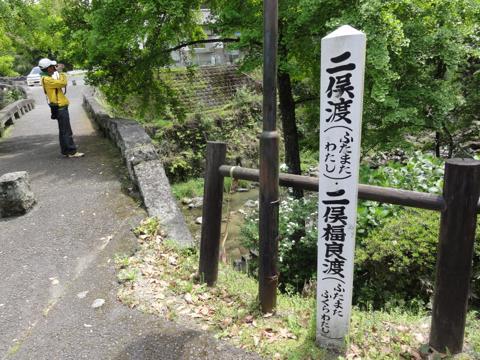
left=0, top=80, right=258, bottom=360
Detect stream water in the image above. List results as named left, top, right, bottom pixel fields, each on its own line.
left=180, top=188, right=259, bottom=261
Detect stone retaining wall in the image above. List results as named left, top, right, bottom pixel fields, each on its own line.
left=82, top=91, right=193, bottom=247
left=160, top=65, right=260, bottom=112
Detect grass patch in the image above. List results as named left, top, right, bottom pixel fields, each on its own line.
left=114, top=253, right=131, bottom=268
left=117, top=218, right=480, bottom=359
left=0, top=126, right=14, bottom=140
left=171, top=178, right=204, bottom=199
left=7, top=341, right=22, bottom=356
left=117, top=268, right=139, bottom=283
left=171, top=177, right=253, bottom=200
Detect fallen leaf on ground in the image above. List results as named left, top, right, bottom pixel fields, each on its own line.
left=179, top=308, right=191, bottom=315
left=221, top=317, right=233, bottom=328
left=91, top=299, right=105, bottom=308
left=200, top=307, right=210, bottom=316
left=198, top=293, right=210, bottom=301
left=77, top=291, right=89, bottom=299
left=184, top=293, right=193, bottom=304
left=244, top=315, right=254, bottom=323
left=414, top=333, right=425, bottom=343
left=410, top=349, right=423, bottom=360
left=396, top=325, right=409, bottom=332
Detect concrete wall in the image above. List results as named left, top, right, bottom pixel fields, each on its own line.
left=82, top=91, right=193, bottom=247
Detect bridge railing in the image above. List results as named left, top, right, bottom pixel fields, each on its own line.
left=198, top=140, right=480, bottom=354
left=0, top=97, right=35, bottom=137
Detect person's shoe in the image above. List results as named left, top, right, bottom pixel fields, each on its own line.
left=65, top=152, right=85, bottom=158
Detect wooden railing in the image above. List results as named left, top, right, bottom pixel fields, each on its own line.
left=199, top=141, right=480, bottom=354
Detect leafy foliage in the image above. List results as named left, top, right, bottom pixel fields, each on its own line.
left=209, top=0, right=480, bottom=154
left=241, top=153, right=480, bottom=308
left=355, top=208, right=480, bottom=310
left=171, top=178, right=205, bottom=200
left=153, top=86, right=262, bottom=181
left=0, top=0, right=67, bottom=75
left=0, top=87, right=23, bottom=109
left=61, top=0, right=205, bottom=117
left=357, top=152, right=444, bottom=237
left=242, top=194, right=318, bottom=293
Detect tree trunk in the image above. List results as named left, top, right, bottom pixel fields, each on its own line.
left=435, top=131, right=441, bottom=158
left=442, top=122, right=455, bottom=158
left=433, top=60, right=447, bottom=158
left=277, top=69, right=303, bottom=199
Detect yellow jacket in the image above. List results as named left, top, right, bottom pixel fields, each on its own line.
left=41, top=73, right=69, bottom=107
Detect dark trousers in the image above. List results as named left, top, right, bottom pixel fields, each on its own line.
left=57, top=107, right=77, bottom=155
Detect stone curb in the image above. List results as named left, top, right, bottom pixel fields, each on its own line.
left=0, top=171, right=36, bottom=218
left=82, top=91, right=194, bottom=247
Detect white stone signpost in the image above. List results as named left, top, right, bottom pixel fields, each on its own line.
left=317, top=25, right=366, bottom=348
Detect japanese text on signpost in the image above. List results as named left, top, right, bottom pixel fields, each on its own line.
left=317, top=25, right=366, bottom=348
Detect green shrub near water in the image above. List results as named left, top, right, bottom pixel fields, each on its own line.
left=240, top=152, right=480, bottom=308
left=171, top=178, right=205, bottom=199
left=0, top=88, right=23, bottom=109
left=171, top=177, right=252, bottom=200
left=241, top=195, right=318, bottom=293
left=355, top=209, right=480, bottom=308
left=153, top=86, right=263, bottom=182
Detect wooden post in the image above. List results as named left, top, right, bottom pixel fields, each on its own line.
left=316, top=25, right=366, bottom=348
left=199, top=141, right=226, bottom=286
left=259, top=0, right=280, bottom=314
left=430, top=158, right=480, bottom=354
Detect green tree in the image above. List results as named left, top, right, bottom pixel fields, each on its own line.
left=208, top=0, right=480, bottom=164
left=0, top=0, right=67, bottom=75
left=61, top=0, right=206, bottom=119
left=0, top=0, right=21, bottom=75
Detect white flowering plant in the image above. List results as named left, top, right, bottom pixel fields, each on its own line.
left=241, top=194, right=319, bottom=292
left=240, top=152, right=462, bottom=306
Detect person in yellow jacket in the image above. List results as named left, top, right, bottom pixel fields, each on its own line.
left=39, top=58, right=84, bottom=158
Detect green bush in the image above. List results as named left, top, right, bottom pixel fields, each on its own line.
left=170, top=177, right=252, bottom=200
left=355, top=209, right=480, bottom=309
left=0, top=88, right=23, bottom=109
left=171, top=178, right=204, bottom=199
left=354, top=209, right=439, bottom=308
left=241, top=194, right=318, bottom=292
left=356, top=152, right=445, bottom=238
left=242, top=202, right=480, bottom=308
left=156, top=120, right=208, bottom=182
left=360, top=151, right=444, bottom=194
left=154, top=87, right=263, bottom=182
left=240, top=152, right=480, bottom=309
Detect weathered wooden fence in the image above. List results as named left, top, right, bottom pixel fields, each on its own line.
left=198, top=140, right=480, bottom=354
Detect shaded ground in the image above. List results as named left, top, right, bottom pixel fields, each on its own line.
left=0, top=80, right=259, bottom=360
